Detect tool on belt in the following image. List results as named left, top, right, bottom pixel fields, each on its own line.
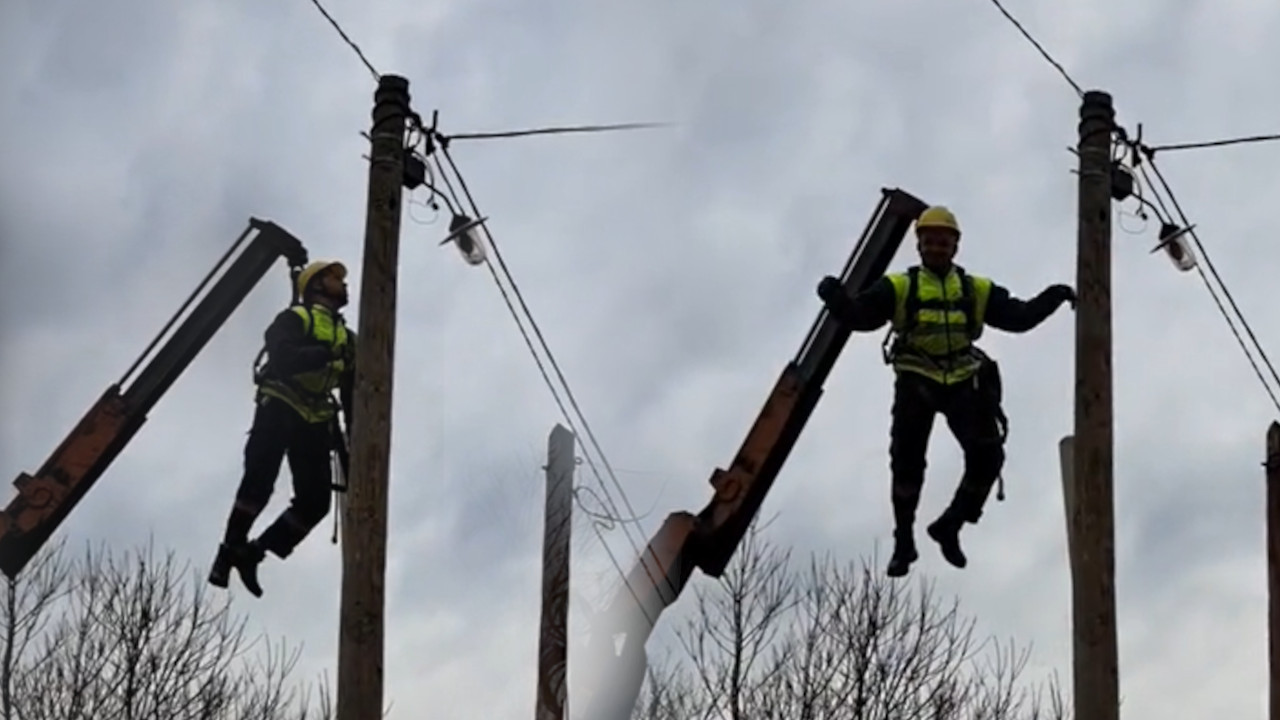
left=330, top=405, right=350, bottom=544
left=973, top=347, right=1009, bottom=501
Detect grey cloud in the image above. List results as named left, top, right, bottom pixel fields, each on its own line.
left=3, top=0, right=1280, bottom=716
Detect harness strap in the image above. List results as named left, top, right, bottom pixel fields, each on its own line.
left=883, top=266, right=978, bottom=364
left=252, top=303, right=346, bottom=413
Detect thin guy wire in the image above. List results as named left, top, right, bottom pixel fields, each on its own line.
left=306, top=0, right=380, bottom=82
left=987, top=0, right=1084, bottom=96
left=426, top=150, right=665, bottom=629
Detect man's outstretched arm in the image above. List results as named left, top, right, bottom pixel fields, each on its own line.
left=984, top=283, right=1076, bottom=333
left=817, top=275, right=897, bottom=331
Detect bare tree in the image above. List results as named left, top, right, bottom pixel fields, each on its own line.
left=637, top=523, right=1070, bottom=720
left=673, top=520, right=797, bottom=720
left=631, top=651, right=700, bottom=720
left=1, top=538, right=333, bottom=720
left=1, top=537, right=72, bottom=720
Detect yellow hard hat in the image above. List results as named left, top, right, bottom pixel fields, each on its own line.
left=916, top=206, right=960, bottom=236
left=296, top=260, right=347, bottom=298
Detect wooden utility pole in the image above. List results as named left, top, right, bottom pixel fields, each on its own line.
left=1071, top=88, right=1120, bottom=720
left=536, top=424, right=575, bottom=720
left=337, top=73, right=410, bottom=720
left=1268, top=421, right=1280, bottom=720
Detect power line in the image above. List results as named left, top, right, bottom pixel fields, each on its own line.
left=305, top=0, right=380, bottom=82
left=430, top=150, right=643, bottom=543
left=1132, top=150, right=1280, bottom=415
left=1145, top=133, right=1280, bottom=154
left=986, top=0, right=1084, bottom=97
left=984, top=0, right=1280, bottom=416
left=425, top=141, right=674, bottom=630
left=430, top=148, right=656, bottom=625
left=407, top=108, right=679, bottom=636
left=444, top=122, right=671, bottom=142
left=433, top=144, right=643, bottom=544
left=296, top=0, right=671, bottom=639
left=437, top=141, right=655, bottom=550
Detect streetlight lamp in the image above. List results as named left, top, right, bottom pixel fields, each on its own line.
left=1108, top=159, right=1197, bottom=272
left=440, top=212, right=488, bottom=266
left=1151, top=221, right=1197, bottom=272
left=401, top=147, right=489, bottom=266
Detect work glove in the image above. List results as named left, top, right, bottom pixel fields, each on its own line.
left=1046, top=284, right=1077, bottom=309
left=817, top=275, right=845, bottom=304
left=818, top=275, right=858, bottom=322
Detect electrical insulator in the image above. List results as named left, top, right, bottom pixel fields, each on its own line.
left=1153, top=222, right=1197, bottom=272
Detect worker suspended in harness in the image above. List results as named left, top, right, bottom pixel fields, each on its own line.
left=208, top=259, right=356, bottom=598
left=817, top=205, right=1076, bottom=578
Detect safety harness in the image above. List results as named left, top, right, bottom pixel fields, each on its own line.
left=881, top=265, right=1010, bottom=500
left=250, top=304, right=338, bottom=386
left=250, top=300, right=352, bottom=534
left=880, top=265, right=979, bottom=366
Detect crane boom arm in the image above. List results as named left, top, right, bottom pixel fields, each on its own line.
left=0, top=219, right=309, bottom=579
left=582, top=188, right=927, bottom=719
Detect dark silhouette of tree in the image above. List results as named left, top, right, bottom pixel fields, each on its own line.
left=633, top=521, right=1069, bottom=720
left=1, top=538, right=332, bottom=720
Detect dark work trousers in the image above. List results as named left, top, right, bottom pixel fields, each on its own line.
left=222, top=394, right=335, bottom=559
left=888, top=369, right=1006, bottom=533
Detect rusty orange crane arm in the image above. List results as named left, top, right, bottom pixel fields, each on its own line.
left=0, top=220, right=309, bottom=579
left=582, top=187, right=929, bottom=719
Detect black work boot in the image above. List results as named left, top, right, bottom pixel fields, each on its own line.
left=926, top=512, right=967, bottom=569
left=208, top=543, right=234, bottom=588
left=229, top=540, right=267, bottom=598
left=886, top=528, right=918, bottom=578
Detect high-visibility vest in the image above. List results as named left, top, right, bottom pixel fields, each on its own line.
left=256, top=304, right=351, bottom=422
left=884, top=265, right=992, bottom=385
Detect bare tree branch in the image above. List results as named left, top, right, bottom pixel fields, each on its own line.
left=2, top=538, right=333, bottom=720
left=1, top=536, right=72, bottom=720
left=637, top=524, right=1070, bottom=720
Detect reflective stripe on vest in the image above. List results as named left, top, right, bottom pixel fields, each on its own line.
left=887, top=266, right=992, bottom=385
left=259, top=305, right=350, bottom=422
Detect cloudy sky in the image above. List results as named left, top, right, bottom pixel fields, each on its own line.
left=3, top=0, right=1279, bottom=717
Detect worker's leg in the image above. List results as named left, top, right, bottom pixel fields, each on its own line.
left=254, top=417, right=334, bottom=559
left=928, top=378, right=1006, bottom=568
left=221, top=397, right=293, bottom=542
left=886, top=371, right=939, bottom=577
left=209, top=397, right=291, bottom=593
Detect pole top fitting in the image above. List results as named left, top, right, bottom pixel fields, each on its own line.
left=1079, top=89, right=1116, bottom=126
left=377, top=74, right=410, bottom=91
left=1082, top=89, right=1113, bottom=106
left=372, top=74, right=412, bottom=121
